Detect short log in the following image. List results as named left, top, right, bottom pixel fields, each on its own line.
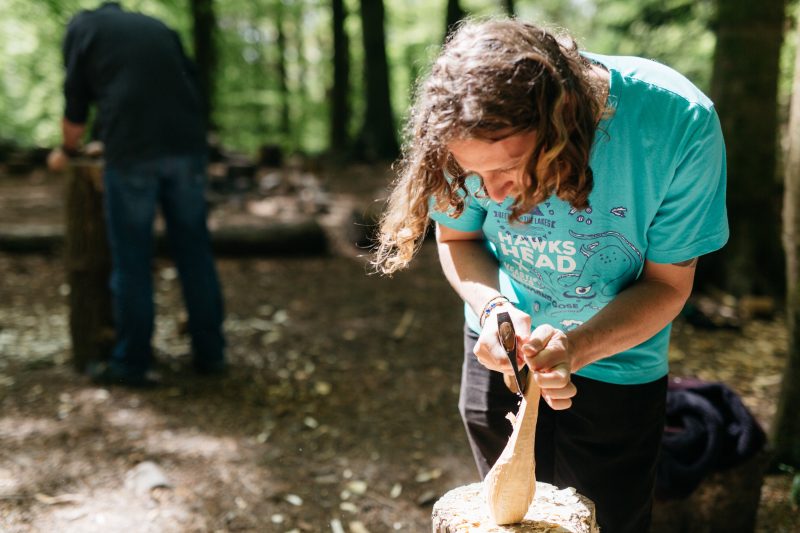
left=64, top=159, right=114, bottom=371
left=432, top=482, right=598, bottom=533
left=208, top=220, right=327, bottom=256
left=650, top=450, right=769, bottom=533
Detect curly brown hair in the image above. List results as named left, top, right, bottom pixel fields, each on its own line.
left=373, top=18, right=607, bottom=274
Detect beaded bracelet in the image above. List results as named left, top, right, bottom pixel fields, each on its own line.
left=479, top=296, right=509, bottom=328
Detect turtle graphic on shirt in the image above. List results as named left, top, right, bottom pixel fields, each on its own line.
left=556, top=229, right=643, bottom=303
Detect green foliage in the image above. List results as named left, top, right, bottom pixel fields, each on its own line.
left=0, top=0, right=729, bottom=156
left=0, top=0, right=191, bottom=147
left=583, top=0, right=716, bottom=91
left=0, top=0, right=71, bottom=146
left=779, top=1, right=800, bottom=126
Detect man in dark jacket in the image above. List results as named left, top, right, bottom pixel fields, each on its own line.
left=49, top=2, right=225, bottom=387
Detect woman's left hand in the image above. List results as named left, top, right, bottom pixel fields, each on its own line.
left=521, top=324, right=577, bottom=410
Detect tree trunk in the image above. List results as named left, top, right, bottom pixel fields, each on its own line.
left=772, top=3, right=800, bottom=468
left=445, top=0, right=466, bottom=41
left=293, top=0, right=309, bottom=149
left=190, top=0, right=217, bottom=128
left=354, top=0, right=399, bottom=161
left=330, top=0, right=350, bottom=153
left=64, top=160, right=114, bottom=372
left=698, top=0, right=786, bottom=297
left=276, top=1, right=291, bottom=137
left=503, top=0, right=515, bottom=16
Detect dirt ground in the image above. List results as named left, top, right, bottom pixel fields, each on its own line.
left=0, top=166, right=798, bottom=532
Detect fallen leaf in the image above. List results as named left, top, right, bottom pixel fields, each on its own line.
left=340, top=501, right=358, bottom=513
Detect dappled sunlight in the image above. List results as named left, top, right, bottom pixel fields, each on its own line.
left=0, top=415, right=64, bottom=442
left=104, top=404, right=162, bottom=433
left=0, top=381, right=281, bottom=532
left=0, top=466, right=23, bottom=499
left=0, top=0, right=796, bottom=528
left=143, top=429, right=241, bottom=461
left=1, top=244, right=797, bottom=529
left=27, top=480, right=201, bottom=533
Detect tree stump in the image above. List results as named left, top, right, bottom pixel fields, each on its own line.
left=650, top=450, right=769, bottom=533
left=64, top=159, right=114, bottom=371
left=432, top=482, right=598, bottom=533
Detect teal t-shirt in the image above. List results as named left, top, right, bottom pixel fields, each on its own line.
left=429, top=54, right=729, bottom=385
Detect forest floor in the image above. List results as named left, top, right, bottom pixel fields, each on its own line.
left=0, top=164, right=798, bottom=532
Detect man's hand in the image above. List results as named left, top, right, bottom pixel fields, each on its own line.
left=522, top=325, right=576, bottom=410
left=473, top=304, right=531, bottom=373
left=49, top=118, right=88, bottom=172
left=47, top=147, right=70, bottom=173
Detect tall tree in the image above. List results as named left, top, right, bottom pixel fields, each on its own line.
left=503, top=0, right=515, bottom=16
left=276, top=1, right=290, bottom=137
left=698, top=0, right=787, bottom=296
left=445, top=0, right=466, bottom=40
left=292, top=0, right=309, bottom=149
left=189, top=0, right=217, bottom=128
left=354, top=0, right=398, bottom=161
left=773, top=4, right=800, bottom=469
left=330, top=0, right=350, bottom=153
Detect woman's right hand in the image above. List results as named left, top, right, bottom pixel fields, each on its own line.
left=473, top=303, right=531, bottom=374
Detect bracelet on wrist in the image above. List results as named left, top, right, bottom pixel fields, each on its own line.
left=479, top=296, right=510, bottom=328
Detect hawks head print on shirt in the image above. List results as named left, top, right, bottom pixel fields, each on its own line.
left=447, top=191, right=645, bottom=337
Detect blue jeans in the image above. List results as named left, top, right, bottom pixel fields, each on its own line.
left=103, top=154, right=225, bottom=377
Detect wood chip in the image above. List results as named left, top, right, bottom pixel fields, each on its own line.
left=349, top=521, right=371, bottom=533
left=346, top=480, right=367, bottom=495
left=330, top=518, right=345, bottom=533
left=285, top=493, right=303, bottom=506
left=340, top=501, right=358, bottom=513
left=314, top=381, right=332, bottom=395
left=34, top=493, right=83, bottom=505
left=391, top=309, right=415, bottom=339
left=415, top=468, right=442, bottom=483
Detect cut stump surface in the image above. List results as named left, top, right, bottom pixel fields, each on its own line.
left=432, top=482, right=598, bottom=533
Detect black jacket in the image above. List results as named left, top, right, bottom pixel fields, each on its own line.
left=655, top=377, right=766, bottom=499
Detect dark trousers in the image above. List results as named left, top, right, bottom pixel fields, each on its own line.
left=103, top=154, right=225, bottom=377
left=459, top=325, right=666, bottom=533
